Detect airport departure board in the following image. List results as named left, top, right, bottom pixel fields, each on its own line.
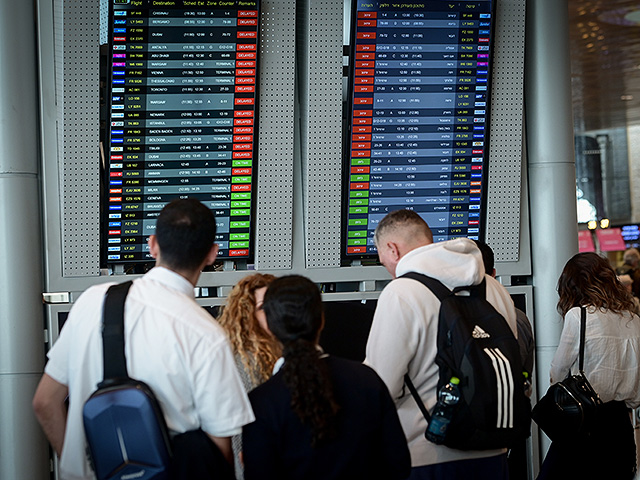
left=344, top=0, right=495, bottom=257
left=104, top=0, right=259, bottom=265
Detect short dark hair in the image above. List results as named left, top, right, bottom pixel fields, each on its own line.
left=474, top=240, right=494, bottom=275
left=374, top=209, right=433, bottom=246
left=155, top=198, right=216, bottom=271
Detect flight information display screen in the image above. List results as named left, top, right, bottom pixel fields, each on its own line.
left=343, top=0, right=495, bottom=257
left=103, top=0, right=259, bottom=265
left=621, top=224, right=640, bottom=249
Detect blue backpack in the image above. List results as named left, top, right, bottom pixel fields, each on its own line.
left=83, top=282, right=172, bottom=480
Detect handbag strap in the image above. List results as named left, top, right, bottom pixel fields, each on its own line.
left=101, top=281, right=134, bottom=385
left=579, top=306, right=587, bottom=374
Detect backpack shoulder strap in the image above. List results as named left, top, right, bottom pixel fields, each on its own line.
left=404, top=374, right=432, bottom=423
left=399, top=272, right=452, bottom=301
left=399, top=272, right=452, bottom=424
left=101, top=281, right=134, bottom=385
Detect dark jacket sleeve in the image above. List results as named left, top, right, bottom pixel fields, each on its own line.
left=516, top=308, right=535, bottom=376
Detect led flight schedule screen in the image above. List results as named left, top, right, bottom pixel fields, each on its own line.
left=104, top=0, right=260, bottom=265
left=344, top=0, right=495, bottom=257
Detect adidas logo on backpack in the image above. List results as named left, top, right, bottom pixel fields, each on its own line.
left=472, top=325, right=490, bottom=339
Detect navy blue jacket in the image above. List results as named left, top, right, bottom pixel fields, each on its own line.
left=243, top=356, right=411, bottom=480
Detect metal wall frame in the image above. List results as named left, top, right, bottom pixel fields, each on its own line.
left=486, top=0, right=529, bottom=272
left=39, top=0, right=530, bottom=305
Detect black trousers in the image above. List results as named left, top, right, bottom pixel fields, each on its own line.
left=407, top=454, right=509, bottom=480
left=170, top=429, right=235, bottom=480
left=537, top=401, right=636, bottom=480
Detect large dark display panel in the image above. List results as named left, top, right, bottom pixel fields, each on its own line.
left=344, top=0, right=495, bottom=257
left=103, top=0, right=260, bottom=266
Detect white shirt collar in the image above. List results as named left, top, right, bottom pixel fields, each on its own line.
left=144, top=266, right=196, bottom=299
left=272, top=357, right=285, bottom=375
left=271, top=345, right=328, bottom=376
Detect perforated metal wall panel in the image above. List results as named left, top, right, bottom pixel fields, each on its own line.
left=303, top=0, right=343, bottom=268
left=485, top=0, right=526, bottom=262
left=99, top=0, right=108, bottom=45
left=254, top=0, right=297, bottom=270
left=58, top=0, right=101, bottom=276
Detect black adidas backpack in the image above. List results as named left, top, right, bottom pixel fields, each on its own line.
left=402, top=272, right=531, bottom=450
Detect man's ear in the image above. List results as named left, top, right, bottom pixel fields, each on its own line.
left=203, top=243, right=219, bottom=267
left=387, top=241, right=401, bottom=262
left=148, top=235, right=159, bottom=259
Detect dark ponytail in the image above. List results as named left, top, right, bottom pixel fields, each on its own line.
left=263, top=276, right=339, bottom=446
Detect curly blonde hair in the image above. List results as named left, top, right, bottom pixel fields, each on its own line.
left=217, top=273, right=281, bottom=386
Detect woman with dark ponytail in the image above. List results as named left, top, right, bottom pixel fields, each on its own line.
left=242, top=275, right=410, bottom=480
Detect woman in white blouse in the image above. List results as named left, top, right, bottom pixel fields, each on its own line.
left=537, top=252, right=640, bottom=480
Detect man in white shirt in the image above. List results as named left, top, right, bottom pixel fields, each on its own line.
left=33, top=198, right=255, bottom=480
left=365, top=209, right=517, bottom=480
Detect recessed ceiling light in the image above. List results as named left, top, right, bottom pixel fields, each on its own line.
left=624, top=10, right=640, bottom=24
left=598, top=8, right=640, bottom=26
left=621, top=95, right=634, bottom=101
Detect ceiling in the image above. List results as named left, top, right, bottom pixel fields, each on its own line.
left=568, top=0, right=640, bottom=132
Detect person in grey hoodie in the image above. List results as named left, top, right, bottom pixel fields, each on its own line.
left=365, top=209, right=517, bottom=480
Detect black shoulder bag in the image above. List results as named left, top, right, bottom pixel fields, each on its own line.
left=531, top=307, right=602, bottom=441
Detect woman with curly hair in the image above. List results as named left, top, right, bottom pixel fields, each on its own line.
left=538, top=252, right=640, bottom=480
left=242, top=275, right=410, bottom=480
left=216, top=273, right=280, bottom=479
left=217, top=273, right=280, bottom=389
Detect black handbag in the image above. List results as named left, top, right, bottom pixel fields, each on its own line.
left=532, top=307, right=602, bottom=441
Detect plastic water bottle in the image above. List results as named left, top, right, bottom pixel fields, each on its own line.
left=523, top=371, right=532, bottom=398
left=425, top=377, right=461, bottom=444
